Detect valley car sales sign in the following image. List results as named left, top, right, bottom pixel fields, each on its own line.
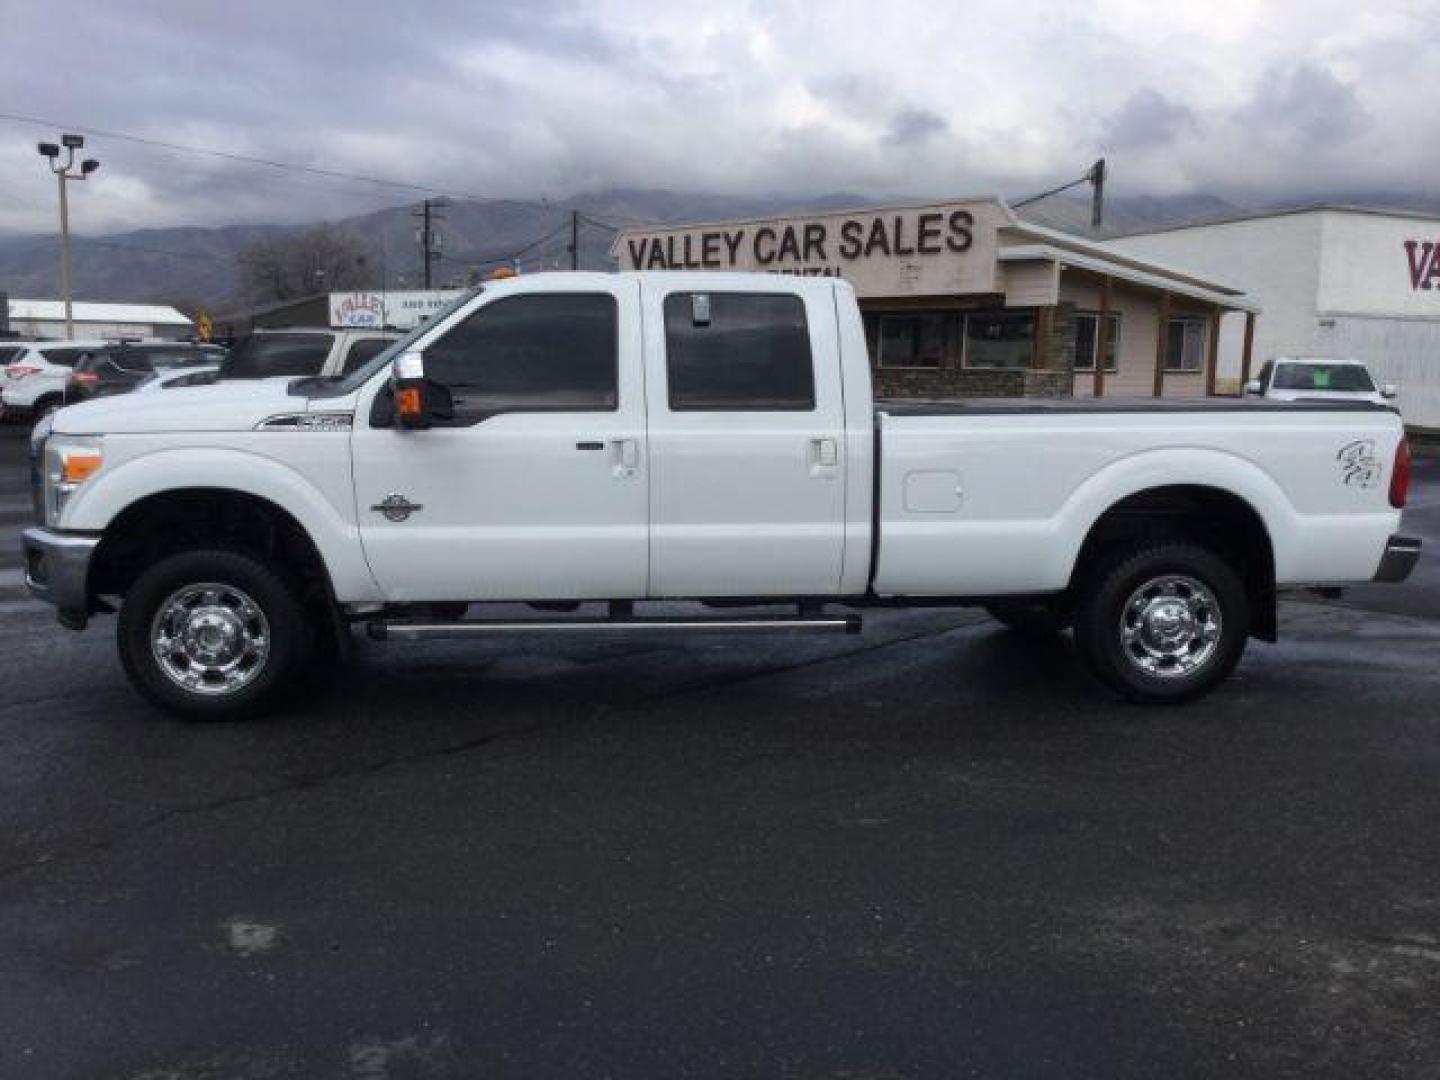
left=613, top=199, right=1009, bottom=298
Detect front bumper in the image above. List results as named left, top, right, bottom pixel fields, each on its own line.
left=1373, top=535, right=1422, bottom=583
left=21, top=527, right=100, bottom=631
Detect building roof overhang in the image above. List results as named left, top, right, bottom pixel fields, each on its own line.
left=998, top=243, right=1261, bottom=313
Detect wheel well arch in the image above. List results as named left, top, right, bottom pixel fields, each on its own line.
left=1070, top=484, right=1277, bottom=641
left=90, top=487, right=333, bottom=603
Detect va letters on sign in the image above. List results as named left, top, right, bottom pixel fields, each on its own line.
left=1404, top=240, right=1440, bottom=290
left=627, top=211, right=975, bottom=271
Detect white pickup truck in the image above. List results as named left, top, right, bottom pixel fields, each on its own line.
left=22, top=273, right=1419, bottom=717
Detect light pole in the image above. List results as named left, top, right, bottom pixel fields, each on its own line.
left=36, top=134, right=100, bottom=341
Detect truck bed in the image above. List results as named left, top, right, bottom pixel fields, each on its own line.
left=878, top=396, right=1392, bottom=416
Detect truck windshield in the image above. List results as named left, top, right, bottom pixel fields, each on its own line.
left=1273, top=363, right=1375, bottom=392
left=312, top=286, right=484, bottom=397
left=223, top=333, right=335, bottom=379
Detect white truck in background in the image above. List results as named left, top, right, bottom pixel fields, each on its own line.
left=22, top=273, right=1419, bottom=718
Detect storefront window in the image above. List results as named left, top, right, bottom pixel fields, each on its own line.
left=1073, top=312, right=1120, bottom=372
left=964, top=310, right=1034, bottom=369
left=871, top=314, right=949, bottom=368
left=1165, top=318, right=1206, bottom=372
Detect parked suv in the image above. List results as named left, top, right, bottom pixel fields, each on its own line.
left=220, top=328, right=399, bottom=381
left=2, top=340, right=120, bottom=422
left=65, top=342, right=228, bottom=405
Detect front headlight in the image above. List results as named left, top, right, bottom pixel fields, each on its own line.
left=43, top=434, right=103, bottom=526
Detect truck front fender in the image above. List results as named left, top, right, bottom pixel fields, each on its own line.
left=63, top=445, right=382, bottom=603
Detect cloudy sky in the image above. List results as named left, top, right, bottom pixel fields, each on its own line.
left=1, top=0, right=1436, bottom=234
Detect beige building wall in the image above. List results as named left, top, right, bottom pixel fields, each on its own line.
left=1061, top=277, right=1210, bottom=398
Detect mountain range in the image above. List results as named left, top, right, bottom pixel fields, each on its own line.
left=2, top=187, right=1436, bottom=315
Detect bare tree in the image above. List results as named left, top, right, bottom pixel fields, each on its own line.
left=238, top=224, right=373, bottom=304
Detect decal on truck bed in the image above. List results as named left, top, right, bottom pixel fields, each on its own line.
left=1337, top=439, right=1381, bottom=488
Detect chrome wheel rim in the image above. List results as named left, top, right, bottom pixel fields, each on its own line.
left=150, top=583, right=270, bottom=696
left=1119, top=574, right=1222, bottom=679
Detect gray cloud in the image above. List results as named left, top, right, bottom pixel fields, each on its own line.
left=1103, top=89, right=1197, bottom=151
left=888, top=107, right=948, bottom=146
left=0, top=0, right=1436, bottom=234
left=1236, top=62, right=1370, bottom=147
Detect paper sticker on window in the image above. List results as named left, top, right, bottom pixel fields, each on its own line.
left=1313, top=369, right=1331, bottom=389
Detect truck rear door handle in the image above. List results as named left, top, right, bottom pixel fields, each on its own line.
left=576, top=441, right=604, bottom=451
left=810, top=437, right=839, bottom=476
left=612, top=437, right=639, bottom=477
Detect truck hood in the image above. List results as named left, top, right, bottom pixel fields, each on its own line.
left=1269, top=389, right=1388, bottom=405
left=52, top=377, right=308, bottom=435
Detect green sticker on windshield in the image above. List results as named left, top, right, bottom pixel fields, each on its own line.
left=1313, top=369, right=1331, bottom=389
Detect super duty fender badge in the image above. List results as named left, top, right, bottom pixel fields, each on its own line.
left=1337, top=439, right=1381, bottom=488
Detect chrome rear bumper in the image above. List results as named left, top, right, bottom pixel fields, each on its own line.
left=21, top=526, right=100, bottom=631
left=1373, top=535, right=1422, bottom=583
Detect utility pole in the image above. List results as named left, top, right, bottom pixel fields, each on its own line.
left=413, top=196, right=450, bottom=289
left=1089, top=158, right=1107, bottom=231
left=36, top=134, right=100, bottom=340
left=568, top=209, right=579, bottom=271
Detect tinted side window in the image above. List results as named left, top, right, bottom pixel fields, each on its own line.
left=342, top=337, right=392, bottom=374
left=663, top=292, right=814, bottom=411
left=424, top=293, right=617, bottom=424
left=223, top=334, right=334, bottom=378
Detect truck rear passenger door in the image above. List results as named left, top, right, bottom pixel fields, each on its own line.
left=642, top=281, right=848, bottom=597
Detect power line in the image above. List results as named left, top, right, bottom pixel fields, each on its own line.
left=439, top=220, right=573, bottom=267
left=0, top=109, right=557, bottom=212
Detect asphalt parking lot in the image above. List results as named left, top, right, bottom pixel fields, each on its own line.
left=2, top=421, right=1439, bottom=1079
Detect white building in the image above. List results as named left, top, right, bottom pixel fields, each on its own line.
left=1106, top=206, right=1440, bottom=429
left=4, top=298, right=193, bottom=341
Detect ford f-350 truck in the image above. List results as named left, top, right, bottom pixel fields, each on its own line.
left=22, top=273, right=1419, bottom=717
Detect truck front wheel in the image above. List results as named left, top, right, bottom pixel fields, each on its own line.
left=117, top=549, right=313, bottom=719
left=1073, top=543, right=1249, bottom=704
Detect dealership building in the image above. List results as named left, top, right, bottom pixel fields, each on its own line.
left=1104, top=206, right=1440, bottom=429
left=614, top=197, right=1257, bottom=401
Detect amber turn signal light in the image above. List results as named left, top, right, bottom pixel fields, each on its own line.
left=61, top=451, right=103, bottom=484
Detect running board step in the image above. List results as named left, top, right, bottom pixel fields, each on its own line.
left=367, top=614, right=862, bottom=641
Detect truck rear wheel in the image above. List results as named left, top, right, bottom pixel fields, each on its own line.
left=117, top=549, right=312, bottom=719
left=1073, top=542, right=1249, bottom=704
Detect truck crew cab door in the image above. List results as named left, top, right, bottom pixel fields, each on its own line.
left=351, top=276, right=648, bottom=602
left=641, top=280, right=849, bottom=597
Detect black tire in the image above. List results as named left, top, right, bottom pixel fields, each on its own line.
left=33, top=395, right=62, bottom=420
left=985, top=599, right=1072, bottom=636
left=1073, top=542, right=1249, bottom=704
left=117, top=549, right=313, bottom=720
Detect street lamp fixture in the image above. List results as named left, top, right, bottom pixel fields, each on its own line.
left=37, top=132, right=101, bottom=340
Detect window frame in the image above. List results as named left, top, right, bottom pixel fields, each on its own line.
left=1164, top=317, right=1207, bottom=374
left=421, top=291, right=621, bottom=428
left=870, top=313, right=950, bottom=370
left=662, top=290, right=817, bottom=413
left=1071, top=311, right=1121, bottom=374
left=960, top=309, right=1037, bottom=371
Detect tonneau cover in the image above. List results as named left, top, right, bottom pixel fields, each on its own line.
left=878, top=396, right=1393, bottom=416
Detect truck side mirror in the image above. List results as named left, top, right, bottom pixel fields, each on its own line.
left=1245, top=379, right=1263, bottom=396
left=1382, top=383, right=1398, bottom=400
left=392, top=351, right=430, bottom=430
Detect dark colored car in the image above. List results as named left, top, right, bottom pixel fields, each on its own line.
left=65, top=342, right=228, bottom=404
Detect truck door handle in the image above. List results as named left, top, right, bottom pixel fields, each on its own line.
left=612, top=437, right=639, bottom=477
left=576, top=441, right=604, bottom=451
left=811, top=437, right=839, bottom=469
